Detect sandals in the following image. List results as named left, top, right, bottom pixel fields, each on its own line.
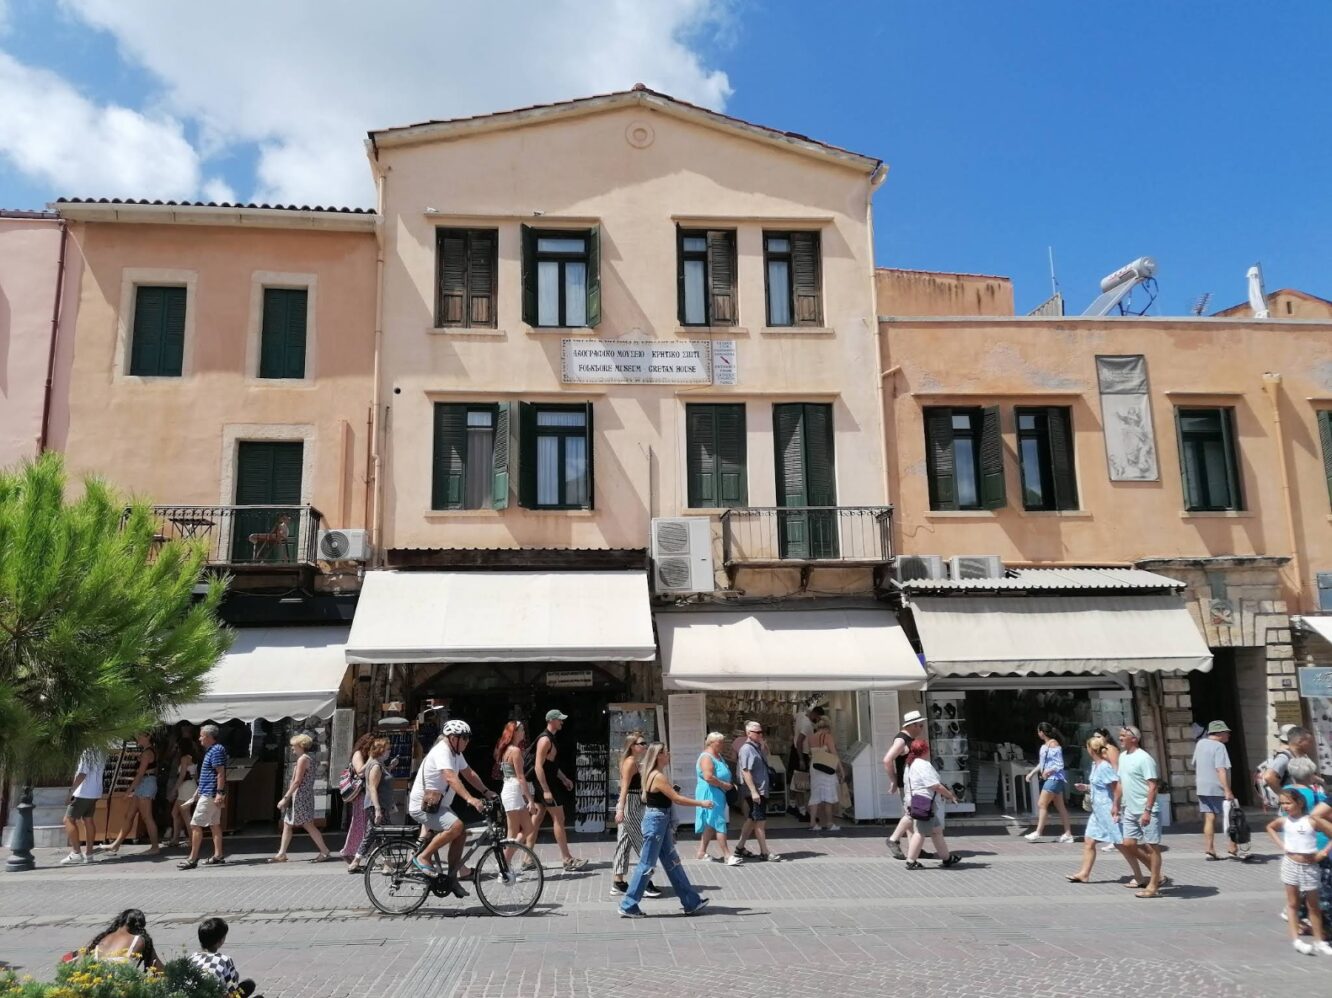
left=1135, top=890, right=1162, bottom=899
left=1204, top=852, right=1222, bottom=861
left=267, top=855, right=288, bottom=863
left=941, top=855, right=962, bottom=867
left=1065, top=875, right=1090, bottom=884
left=904, top=860, right=924, bottom=870
left=562, top=857, right=588, bottom=871
left=203, top=856, right=226, bottom=866
left=1122, top=879, right=1147, bottom=890
left=177, top=859, right=198, bottom=870
left=309, top=853, right=331, bottom=863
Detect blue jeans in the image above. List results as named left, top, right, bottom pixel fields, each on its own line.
left=620, top=807, right=703, bottom=914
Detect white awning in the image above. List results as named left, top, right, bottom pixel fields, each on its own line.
left=909, top=596, right=1212, bottom=678
left=345, top=571, right=656, bottom=664
left=169, top=626, right=351, bottom=723
left=1296, top=615, right=1332, bottom=646
left=658, top=608, right=927, bottom=691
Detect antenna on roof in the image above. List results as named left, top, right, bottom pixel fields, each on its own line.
left=1247, top=264, right=1270, bottom=318
left=1190, top=292, right=1212, bottom=316
left=1082, top=256, right=1158, bottom=316
left=1048, top=246, right=1060, bottom=297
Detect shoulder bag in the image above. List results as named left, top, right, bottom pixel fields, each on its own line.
left=810, top=747, right=839, bottom=775
left=338, top=763, right=364, bottom=803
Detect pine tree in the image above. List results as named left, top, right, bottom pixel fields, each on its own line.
left=0, top=454, right=232, bottom=782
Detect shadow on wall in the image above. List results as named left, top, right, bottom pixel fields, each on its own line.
left=0, top=284, right=10, bottom=394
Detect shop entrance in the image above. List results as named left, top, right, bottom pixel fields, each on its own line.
left=1188, top=648, right=1253, bottom=806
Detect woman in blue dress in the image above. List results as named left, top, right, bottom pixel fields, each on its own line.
left=1066, top=735, right=1123, bottom=883
left=694, top=732, right=741, bottom=866
left=1025, top=722, right=1074, bottom=843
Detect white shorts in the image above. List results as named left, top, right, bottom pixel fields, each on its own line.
left=501, top=777, right=529, bottom=813
left=410, top=807, right=460, bottom=834
left=191, top=796, right=223, bottom=828
left=1281, top=856, right=1320, bottom=892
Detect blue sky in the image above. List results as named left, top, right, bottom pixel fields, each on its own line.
left=2, top=0, right=1327, bottom=314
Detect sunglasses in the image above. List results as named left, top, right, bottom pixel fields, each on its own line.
left=633, top=741, right=648, bottom=747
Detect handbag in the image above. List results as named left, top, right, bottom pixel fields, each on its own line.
left=724, top=784, right=739, bottom=807
left=790, top=770, right=811, bottom=792
left=810, top=747, right=839, bottom=775
left=908, top=792, right=935, bottom=821
left=338, top=764, right=364, bottom=803
left=837, top=780, right=852, bottom=812
left=421, top=789, right=443, bottom=814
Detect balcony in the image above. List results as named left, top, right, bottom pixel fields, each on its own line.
left=149, top=505, right=324, bottom=569
left=720, top=505, right=894, bottom=577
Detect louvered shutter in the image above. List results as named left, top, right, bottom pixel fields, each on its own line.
left=774, top=404, right=809, bottom=558
left=159, top=286, right=187, bottom=376
left=979, top=405, right=1007, bottom=509
left=520, top=225, right=537, bottom=326
left=802, top=404, right=838, bottom=557
left=1219, top=408, right=1242, bottom=510
left=1174, top=408, right=1197, bottom=509
left=716, top=404, right=747, bottom=506
left=790, top=231, right=822, bottom=326
left=438, top=233, right=467, bottom=326
left=1319, top=411, right=1332, bottom=509
left=492, top=402, right=511, bottom=509
left=431, top=404, right=467, bottom=510
left=707, top=230, right=736, bottom=326
left=1046, top=406, right=1078, bottom=510
left=585, top=226, right=601, bottom=327
left=468, top=231, right=496, bottom=327
left=260, top=289, right=307, bottom=378
left=270, top=442, right=304, bottom=504
left=924, top=408, right=956, bottom=511
left=687, top=406, right=719, bottom=507
left=583, top=400, right=595, bottom=509
left=517, top=402, right=537, bottom=508
left=130, top=286, right=165, bottom=375
left=283, top=289, right=308, bottom=378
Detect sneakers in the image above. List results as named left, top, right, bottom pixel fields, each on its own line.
left=684, top=898, right=710, bottom=916
left=1023, top=831, right=1042, bottom=842
left=643, top=882, right=663, bottom=899
left=608, top=881, right=628, bottom=896
left=735, top=846, right=755, bottom=859
left=826, top=824, right=842, bottom=833
left=725, top=855, right=743, bottom=866
left=1057, top=833, right=1075, bottom=844
left=886, top=839, right=905, bottom=860
left=620, top=907, right=646, bottom=919
left=1100, top=843, right=1117, bottom=852
left=1316, top=941, right=1332, bottom=956
left=1293, top=939, right=1315, bottom=955
left=59, top=851, right=82, bottom=866
left=764, top=853, right=786, bottom=863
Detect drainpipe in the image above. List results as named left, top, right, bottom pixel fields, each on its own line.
left=866, top=163, right=891, bottom=512
left=38, top=218, right=69, bottom=453
left=1262, top=373, right=1303, bottom=609
left=368, top=169, right=387, bottom=567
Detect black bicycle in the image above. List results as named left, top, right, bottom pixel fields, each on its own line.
left=362, top=799, right=544, bottom=917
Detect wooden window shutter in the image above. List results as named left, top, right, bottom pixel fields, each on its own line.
left=130, top=286, right=165, bottom=375
left=261, top=288, right=307, bottom=379
left=687, top=405, right=719, bottom=507
left=716, top=404, right=747, bottom=506
left=707, top=230, right=736, bottom=326
left=803, top=404, right=837, bottom=506
left=1319, top=410, right=1332, bottom=509
left=979, top=405, right=1006, bottom=509
left=520, top=225, right=537, bottom=326
left=924, top=408, right=956, bottom=511
left=234, top=442, right=271, bottom=506
left=492, top=402, right=511, bottom=509
left=1046, top=406, right=1078, bottom=510
left=583, top=400, right=595, bottom=509
left=675, top=226, right=686, bottom=326
left=431, top=404, right=468, bottom=510
left=1220, top=407, right=1242, bottom=509
left=1174, top=407, right=1197, bottom=509
left=468, top=232, right=496, bottom=327
left=585, top=225, right=601, bottom=327
left=790, top=231, right=822, bottom=326
left=271, top=442, right=304, bottom=504
left=437, top=233, right=467, bottom=326
left=283, top=289, right=308, bottom=378
left=517, top=402, right=537, bottom=508
left=774, top=404, right=808, bottom=508
left=159, top=286, right=187, bottom=376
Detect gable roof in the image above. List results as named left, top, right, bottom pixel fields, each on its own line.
left=1214, top=287, right=1332, bottom=317
left=368, top=85, right=883, bottom=176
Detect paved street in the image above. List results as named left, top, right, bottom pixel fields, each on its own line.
left=1, top=823, right=1322, bottom=997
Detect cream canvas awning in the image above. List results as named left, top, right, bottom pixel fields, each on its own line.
left=909, top=595, right=1213, bottom=678
left=169, top=626, right=351, bottom=723
left=345, top=570, right=657, bottom=664
left=658, top=607, right=927, bottom=691
left=1297, top=615, right=1332, bottom=646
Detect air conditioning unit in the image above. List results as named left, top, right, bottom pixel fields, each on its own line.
left=949, top=555, right=1005, bottom=580
left=650, top=517, right=715, bottom=593
left=894, top=555, right=946, bottom=582
left=317, top=528, right=372, bottom=563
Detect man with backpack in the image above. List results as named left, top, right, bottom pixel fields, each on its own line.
left=1259, top=725, right=1316, bottom=808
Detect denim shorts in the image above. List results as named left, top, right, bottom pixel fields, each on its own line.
left=1041, top=777, right=1066, bottom=795
left=1197, top=794, right=1224, bottom=815
left=133, top=775, right=158, bottom=799
left=1122, top=811, right=1161, bottom=845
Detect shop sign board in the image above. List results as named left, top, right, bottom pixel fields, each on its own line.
left=1274, top=701, right=1305, bottom=726
left=561, top=339, right=737, bottom=385
left=546, top=669, right=594, bottom=689
left=1297, top=667, right=1332, bottom=698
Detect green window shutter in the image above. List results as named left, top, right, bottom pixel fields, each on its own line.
left=585, top=225, right=601, bottom=327
left=924, top=407, right=956, bottom=511
left=129, top=286, right=165, bottom=375
left=520, top=225, right=537, bottom=326
left=1174, top=408, right=1197, bottom=509
left=1319, top=411, right=1332, bottom=509
left=774, top=404, right=807, bottom=508
left=437, top=232, right=467, bottom=325
left=687, top=405, right=719, bottom=507
left=675, top=226, right=686, bottom=326
left=583, top=400, right=595, bottom=509
left=271, top=442, right=304, bottom=504
left=431, top=404, right=467, bottom=510
left=1046, top=406, right=1078, bottom=510
left=283, top=289, right=308, bottom=378
left=468, top=231, right=497, bottom=327
left=1220, top=407, right=1242, bottom=510
left=803, top=404, right=836, bottom=506
left=790, top=231, right=822, bottom=326
left=492, top=402, right=511, bottom=509
left=707, top=230, right=736, bottom=326
left=260, top=289, right=307, bottom=379
left=160, top=286, right=187, bottom=376
left=979, top=405, right=1006, bottom=509
left=235, top=441, right=303, bottom=505
left=716, top=404, right=747, bottom=505
left=517, top=402, right=537, bottom=508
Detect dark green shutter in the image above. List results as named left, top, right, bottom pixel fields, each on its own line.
left=979, top=405, right=1006, bottom=509
left=520, top=225, right=537, bottom=326
left=803, top=404, right=837, bottom=557
left=160, top=286, right=186, bottom=376
left=924, top=408, right=956, bottom=511
left=431, top=404, right=467, bottom=510
left=687, top=406, right=719, bottom=507
left=716, top=404, right=747, bottom=505
left=774, top=404, right=809, bottom=559
left=492, top=402, right=511, bottom=509
left=1319, top=411, right=1332, bottom=509
left=260, top=288, right=307, bottom=379
left=675, top=226, right=687, bottom=326
left=1046, top=406, right=1078, bottom=510
left=468, top=231, right=496, bottom=326
left=1174, top=408, right=1196, bottom=509
left=583, top=400, right=595, bottom=508
left=790, top=231, right=822, bottom=326
left=1220, top=407, right=1242, bottom=510
left=707, top=230, right=736, bottom=326
left=585, top=226, right=601, bottom=327
left=130, top=285, right=186, bottom=376
left=517, top=402, right=537, bottom=508
left=233, top=441, right=303, bottom=562
left=437, top=232, right=467, bottom=325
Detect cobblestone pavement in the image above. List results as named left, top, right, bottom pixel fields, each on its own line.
left=0, top=827, right=1323, bottom=997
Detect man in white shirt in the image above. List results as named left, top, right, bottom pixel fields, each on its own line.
left=408, top=719, right=495, bottom=893
left=61, top=747, right=106, bottom=865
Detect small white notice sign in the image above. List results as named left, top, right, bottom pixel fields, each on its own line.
left=561, top=340, right=714, bottom=385
left=711, top=340, right=737, bottom=385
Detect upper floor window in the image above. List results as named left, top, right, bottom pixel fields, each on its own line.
left=436, top=228, right=497, bottom=328
left=259, top=287, right=308, bottom=379
left=764, top=231, right=822, bottom=327
left=1176, top=407, right=1242, bottom=511
left=686, top=403, right=746, bottom=508
left=677, top=229, right=736, bottom=327
left=522, top=403, right=593, bottom=509
left=522, top=226, right=600, bottom=328
left=432, top=403, right=509, bottom=510
left=1016, top=407, right=1078, bottom=510
left=924, top=406, right=1005, bottom=511
left=1318, top=410, right=1332, bottom=510
left=129, top=285, right=186, bottom=377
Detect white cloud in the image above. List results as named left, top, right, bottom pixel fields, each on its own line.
left=200, top=177, right=237, bottom=205
left=0, top=50, right=200, bottom=199
left=50, top=0, right=733, bottom=206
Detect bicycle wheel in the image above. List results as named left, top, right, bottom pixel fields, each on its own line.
left=472, top=840, right=544, bottom=917
left=363, top=840, right=430, bottom=916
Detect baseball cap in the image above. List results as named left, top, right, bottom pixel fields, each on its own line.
left=1206, top=720, right=1231, bottom=735
left=745, top=721, right=763, bottom=733
left=1278, top=723, right=1295, bottom=743
left=546, top=709, right=569, bottom=722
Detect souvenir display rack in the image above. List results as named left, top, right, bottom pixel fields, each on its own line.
left=574, top=741, right=608, bottom=834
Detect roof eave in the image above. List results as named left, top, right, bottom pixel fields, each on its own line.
left=52, top=202, right=378, bottom=233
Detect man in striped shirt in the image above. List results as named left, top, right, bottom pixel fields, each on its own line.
left=179, top=725, right=228, bottom=870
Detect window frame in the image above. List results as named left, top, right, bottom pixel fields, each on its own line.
left=128, top=284, right=188, bottom=378
left=527, top=229, right=593, bottom=328
left=763, top=229, right=822, bottom=327
left=678, top=230, right=711, bottom=326
left=435, top=227, right=498, bottom=328
left=923, top=405, right=1006, bottom=511
left=1176, top=406, right=1243, bottom=512
left=763, top=233, right=794, bottom=327
left=528, top=402, right=593, bottom=510
left=257, top=286, right=309, bottom=380
left=685, top=402, right=748, bottom=508
left=1015, top=406, right=1078, bottom=511
left=432, top=402, right=503, bottom=511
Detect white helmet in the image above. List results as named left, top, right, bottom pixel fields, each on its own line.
left=442, top=719, right=471, bottom=738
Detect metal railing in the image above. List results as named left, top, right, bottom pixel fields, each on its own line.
left=720, top=505, right=893, bottom=565
left=149, top=504, right=324, bottom=567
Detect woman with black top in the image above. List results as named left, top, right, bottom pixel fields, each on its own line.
left=619, top=743, right=712, bottom=918
left=611, top=731, right=660, bottom=897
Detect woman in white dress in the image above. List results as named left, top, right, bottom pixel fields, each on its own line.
left=806, top=717, right=843, bottom=832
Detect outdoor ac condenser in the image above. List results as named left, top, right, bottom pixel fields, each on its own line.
left=650, top=517, right=716, bottom=593
left=317, top=528, right=372, bottom=563
left=949, top=555, right=1005, bottom=580
left=893, top=554, right=946, bottom=582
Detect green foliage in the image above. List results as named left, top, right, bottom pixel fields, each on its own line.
left=0, top=454, right=232, bottom=781
left=0, top=957, right=232, bottom=997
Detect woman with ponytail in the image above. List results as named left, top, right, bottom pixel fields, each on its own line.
left=84, top=908, right=163, bottom=971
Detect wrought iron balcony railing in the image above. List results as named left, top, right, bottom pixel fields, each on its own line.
left=149, top=505, right=324, bottom=567
left=720, top=505, right=894, bottom=566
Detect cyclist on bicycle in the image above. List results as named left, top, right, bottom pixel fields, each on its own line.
left=408, top=720, right=496, bottom=895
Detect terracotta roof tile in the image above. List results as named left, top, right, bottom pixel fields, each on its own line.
left=54, top=197, right=374, bottom=215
